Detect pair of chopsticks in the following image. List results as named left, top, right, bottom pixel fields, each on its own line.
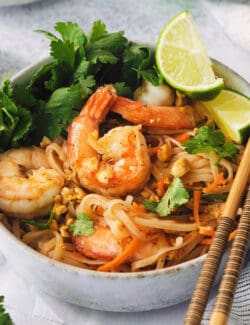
left=184, top=137, right=250, bottom=325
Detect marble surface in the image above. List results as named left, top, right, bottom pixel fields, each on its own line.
left=0, top=1, right=249, bottom=324
left=0, top=0, right=249, bottom=81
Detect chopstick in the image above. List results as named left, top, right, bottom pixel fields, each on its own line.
left=184, top=137, right=250, bottom=325
left=209, top=184, right=250, bottom=325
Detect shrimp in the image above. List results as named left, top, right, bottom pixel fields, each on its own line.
left=67, top=85, right=151, bottom=197
left=73, top=227, right=123, bottom=261
left=111, top=96, right=199, bottom=129
left=73, top=226, right=169, bottom=262
left=0, top=147, right=64, bottom=219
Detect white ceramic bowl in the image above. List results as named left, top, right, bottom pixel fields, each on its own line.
left=0, top=0, right=41, bottom=6
left=0, top=58, right=249, bottom=312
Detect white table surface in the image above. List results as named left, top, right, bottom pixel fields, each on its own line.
left=0, top=1, right=249, bottom=324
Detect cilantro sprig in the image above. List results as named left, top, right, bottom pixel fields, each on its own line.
left=0, top=296, right=12, bottom=325
left=68, top=213, right=94, bottom=236
left=24, top=211, right=55, bottom=229
left=0, top=20, right=162, bottom=151
left=182, top=125, right=239, bottom=163
left=143, top=177, right=190, bottom=217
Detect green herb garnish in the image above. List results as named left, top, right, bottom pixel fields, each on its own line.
left=182, top=125, right=239, bottom=163
left=0, top=20, right=162, bottom=151
left=68, top=213, right=94, bottom=236
left=0, top=296, right=12, bottom=325
left=143, top=177, right=190, bottom=217
left=201, top=193, right=227, bottom=202
left=24, top=211, right=55, bottom=229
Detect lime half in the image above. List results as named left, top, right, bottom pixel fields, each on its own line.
left=156, top=11, right=224, bottom=100
left=198, top=89, right=250, bottom=144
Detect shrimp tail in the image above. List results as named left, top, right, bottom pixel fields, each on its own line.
left=79, top=85, right=117, bottom=122
left=67, top=85, right=117, bottom=167
left=111, top=96, right=197, bottom=129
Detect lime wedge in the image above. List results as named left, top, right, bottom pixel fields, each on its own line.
left=156, top=10, right=224, bottom=100
left=198, top=89, right=250, bottom=144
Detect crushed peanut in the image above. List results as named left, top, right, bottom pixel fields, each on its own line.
left=53, top=204, right=67, bottom=217
left=157, top=143, right=172, bottom=162
left=170, top=158, right=191, bottom=178
left=40, top=136, right=52, bottom=148
left=59, top=225, right=71, bottom=238
left=49, top=219, right=59, bottom=231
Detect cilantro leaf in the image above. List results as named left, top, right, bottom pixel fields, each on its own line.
left=201, top=193, right=227, bottom=202
left=139, top=68, right=163, bottom=86
left=113, top=82, right=133, bottom=98
left=87, top=31, right=127, bottom=55
left=33, top=84, right=84, bottom=140
left=35, top=29, right=59, bottom=42
left=29, top=61, right=67, bottom=99
left=50, top=39, right=75, bottom=73
left=45, top=84, right=83, bottom=121
left=0, top=296, right=12, bottom=325
left=87, top=49, right=118, bottom=65
left=55, top=21, right=87, bottom=48
left=143, top=199, right=158, bottom=212
left=0, top=21, right=159, bottom=149
left=68, top=213, right=94, bottom=236
left=88, top=20, right=107, bottom=42
left=32, top=111, right=62, bottom=142
left=73, top=59, right=90, bottom=82
left=218, top=142, right=239, bottom=161
left=78, top=75, right=96, bottom=98
left=12, top=84, right=37, bottom=108
left=0, top=89, right=32, bottom=150
left=143, top=178, right=190, bottom=217
left=1, top=73, right=13, bottom=97
left=24, top=211, right=55, bottom=229
left=86, top=30, right=127, bottom=72
left=10, top=106, right=32, bottom=147
left=122, top=43, right=162, bottom=88
left=183, top=126, right=239, bottom=163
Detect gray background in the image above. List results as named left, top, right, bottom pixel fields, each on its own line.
left=0, top=0, right=249, bottom=324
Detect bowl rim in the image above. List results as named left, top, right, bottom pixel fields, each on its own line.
left=0, top=221, right=206, bottom=278
left=1, top=55, right=249, bottom=279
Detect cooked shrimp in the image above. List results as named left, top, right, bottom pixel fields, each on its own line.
left=73, top=227, right=123, bottom=261
left=67, top=85, right=151, bottom=197
left=73, top=226, right=168, bottom=262
left=111, top=96, right=199, bottom=129
left=0, top=147, right=64, bottom=219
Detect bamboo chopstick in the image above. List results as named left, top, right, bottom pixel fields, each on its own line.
left=184, top=137, right=250, bottom=325
left=209, top=185, right=250, bottom=325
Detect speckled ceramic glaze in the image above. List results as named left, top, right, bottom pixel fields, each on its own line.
left=0, top=58, right=249, bottom=312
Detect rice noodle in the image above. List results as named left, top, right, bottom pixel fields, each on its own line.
left=1, top=112, right=240, bottom=273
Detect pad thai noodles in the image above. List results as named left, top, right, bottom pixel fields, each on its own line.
left=0, top=20, right=244, bottom=273
left=0, top=83, right=243, bottom=272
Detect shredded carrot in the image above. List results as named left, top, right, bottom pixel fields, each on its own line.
left=203, top=172, right=227, bottom=194
left=155, top=176, right=169, bottom=197
left=96, top=206, right=104, bottom=215
left=228, top=229, right=237, bottom=241
left=148, top=146, right=160, bottom=155
left=193, top=190, right=201, bottom=227
left=200, top=229, right=237, bottom=245
left=97, top=237, right=141, bottom=272
left=200, top=238, right=213, bottom=245
left=173, top=133, right=190, bottom=143
left=199, top=228, right=216, bottom=237
left=131, top=202, right=147, bottom=213
left=152, top=176, right=169, bottom=197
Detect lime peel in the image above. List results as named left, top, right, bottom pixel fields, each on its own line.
left=156, top=10, right=224, bottom=100
left=197, top=89, right=250, bottom=144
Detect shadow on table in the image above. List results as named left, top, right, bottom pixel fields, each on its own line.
left=32, top=289, right=189, bottom=325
